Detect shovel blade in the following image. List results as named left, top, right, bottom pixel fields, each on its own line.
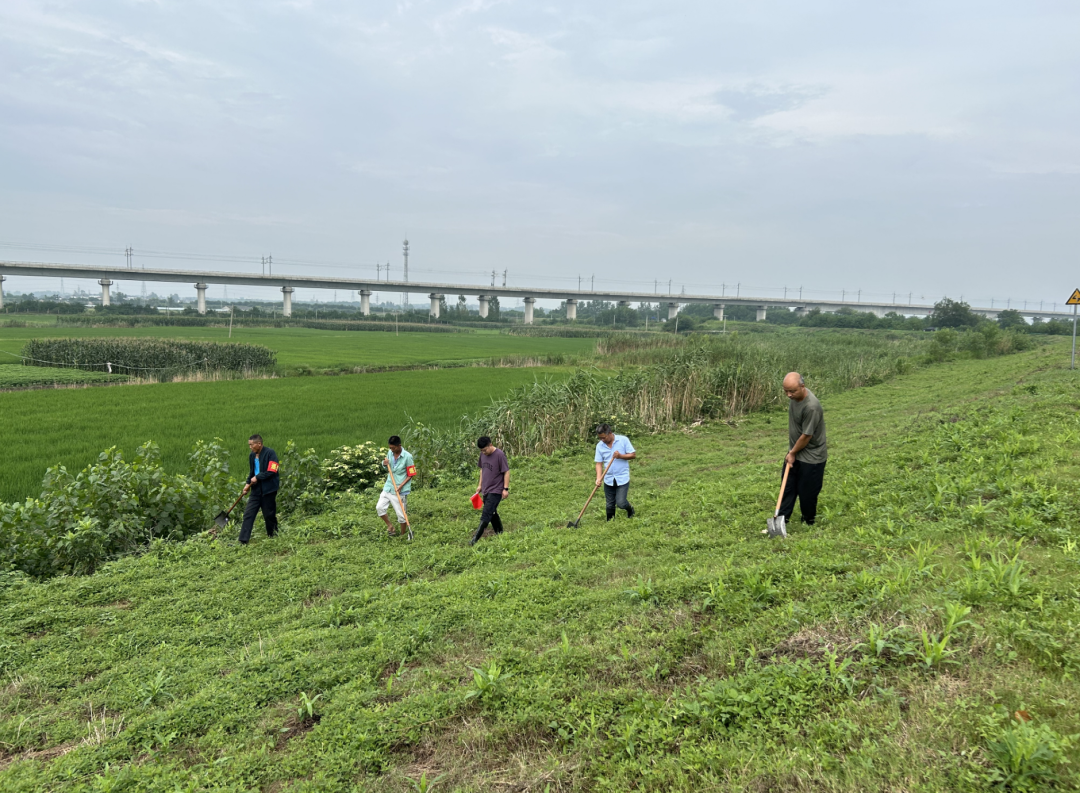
left=766, top=515, right=787, bottom=539
left=213, top=511, right=230, bottom=528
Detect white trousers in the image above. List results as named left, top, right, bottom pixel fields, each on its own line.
left=376, top=490, right=409, bottom=523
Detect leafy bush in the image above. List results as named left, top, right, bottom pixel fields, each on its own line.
left=0, top=440, right=232, bottom=579
left=279, top=441, right=325, bottom=516
left=320, top=442, right=386, bottom=493
left=21, top=338, right=276, bottom=378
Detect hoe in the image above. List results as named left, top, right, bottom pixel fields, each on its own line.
left=567, top=456, right=616, bottom=528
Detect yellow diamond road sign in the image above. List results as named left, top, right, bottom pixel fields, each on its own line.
left=1068, top=289, right=1080, bottom=305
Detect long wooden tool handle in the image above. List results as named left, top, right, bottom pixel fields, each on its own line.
left=576, top=455, right=617, bottom=522
left=775, top=461, right=791, bottom=516
left=387, top=458, right=412, bottom=527
left=227, top=491, right=245, bottom=515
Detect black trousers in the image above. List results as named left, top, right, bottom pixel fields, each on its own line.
left=239, top=490, right=278, bottom=544
left=472, top=493, right=504, bottom=542
left=604, top=482, right=634, bottom=520
left=778, top=460, right=826, bottom=525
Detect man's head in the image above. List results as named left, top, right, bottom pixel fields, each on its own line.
left=388, top=435, right=403, bottom=454
left=248, top=434, right=263, bottom=453
left=477, top=436, right=495, bottom=454
left=783, top=372, right=807, bottom=401
left=596, top=423, right=615, bottom=444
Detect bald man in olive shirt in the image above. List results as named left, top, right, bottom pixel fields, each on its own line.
left=778, top=372, right=827, bottom=526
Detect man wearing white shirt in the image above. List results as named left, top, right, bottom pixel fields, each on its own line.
left=594, top=423, right=637, bottom=521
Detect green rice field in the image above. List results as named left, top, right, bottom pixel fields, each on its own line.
left=0, top=366, right=573, bottom=503
left=0, top=325, right=595, bottom=371
left=0, top=363, right=127, bottom=389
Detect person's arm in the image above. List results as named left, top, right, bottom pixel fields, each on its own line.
left=595, top=461, right=604, bottom=486
left=501, top=468, right=510, bottom=498
left=254, top=450, right=278, bottom=482
left=614, top=438, right=636, bottom=461
left=400, top=456, right=417, bottom=489
left=785, top=434, right=812, bottom=466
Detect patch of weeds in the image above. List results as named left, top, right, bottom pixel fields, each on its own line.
left=982, top=710, right=1076, bottom=791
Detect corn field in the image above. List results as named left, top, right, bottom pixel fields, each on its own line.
left=21, top=338, right=276, bottom=379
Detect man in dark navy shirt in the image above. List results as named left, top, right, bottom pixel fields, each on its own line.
left=240, top=434, right=279, bottom=544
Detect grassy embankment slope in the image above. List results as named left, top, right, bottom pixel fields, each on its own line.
left=0, top=325, right=596, bottom=372
left=0, top=366, right=575, bottom=503
left=2, top=342, right=1078, bottom=791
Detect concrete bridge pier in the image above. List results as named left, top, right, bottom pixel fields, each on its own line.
left=794, top=306, right=809, bottom=318
left=195, top=283, right=208, bottom=314
left=523, top=297, right=536, bottom=325
left=281, top=286, right=294, bottom=317
left=756, top=305, right=767, bottom=322
left=713, top=303, right=725, bottom=321
left=0, top=275, right=5, bottom=309
left=478, top=295, right=489, bottom=318
left=565, top=299, right=578, bottom=320
left=99, top=279, right=112, bottom=307
left=667, top=302, right=680, bottom=320
left=360, top=289, right=371, bottom=316
left=429, top=293, right=442, bottom=318
left=617, top=300, right=630, bottom=308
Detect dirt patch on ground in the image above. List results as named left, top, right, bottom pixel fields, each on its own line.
left=0, top=740, right=80, bottom=771
left=760, top=625, right=855, bottom=663
left=274, top=713, right=321, bottom=751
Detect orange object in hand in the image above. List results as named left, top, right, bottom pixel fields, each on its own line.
left=470, top=492, right=484, bottom=510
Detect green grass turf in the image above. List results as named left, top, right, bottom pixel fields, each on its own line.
left=1, top=343, right=1078, bottom=790
left=0, top=325, right=596, bottom=371
left=0, top=366, right=574, bottom=503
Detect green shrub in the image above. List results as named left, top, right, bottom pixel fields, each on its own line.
left=0, top=440, right=231, bottom=579
left=21, top=338, right=276, bottom=379
left=320, top=442, right=386, bottom=493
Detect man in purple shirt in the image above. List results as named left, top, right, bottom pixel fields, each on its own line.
left=471, top=435, right=510, bottom=545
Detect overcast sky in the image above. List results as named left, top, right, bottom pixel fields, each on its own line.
left=1, top=0, right=1078, bottom=308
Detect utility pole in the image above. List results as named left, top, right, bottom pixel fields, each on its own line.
left=403, top=240, right=409, bottom=282
left=799, top=286, right=803, bottom=300
left=261, top=256, right=266, bottom=276
left=668, top=279, right=671, bottom=295
left=491, top=270, right=496, bottom=287
left=737, top=283, right=740, bottom=298
left=654, top=279, right=658, bottom=294
left=581, top=276, right=584, bottom=291
left=784, top=286, right=788, bottom=299
left=125, top=246, right=133, bottom=269
left=502, top=270, right=507, bottom=287
left=591, top=274, right=595, bottom=291
left=268, top=255, right=272, bottom=276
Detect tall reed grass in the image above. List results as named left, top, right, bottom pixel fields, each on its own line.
left=404, top=332, right=930, bottom=479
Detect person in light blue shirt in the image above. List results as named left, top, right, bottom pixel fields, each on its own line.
left=594, top=423, right=636, bottom=521
left=377, top=435, right=416, bottom=537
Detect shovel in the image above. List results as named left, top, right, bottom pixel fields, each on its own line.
left=765, top=461, right=791, bottom=539
left=213, top=490, right=246, bottom=529
left=567, top=455, right=616, bottom=528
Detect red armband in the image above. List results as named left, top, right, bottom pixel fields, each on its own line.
left=406, top=465, right=417, bottom=477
